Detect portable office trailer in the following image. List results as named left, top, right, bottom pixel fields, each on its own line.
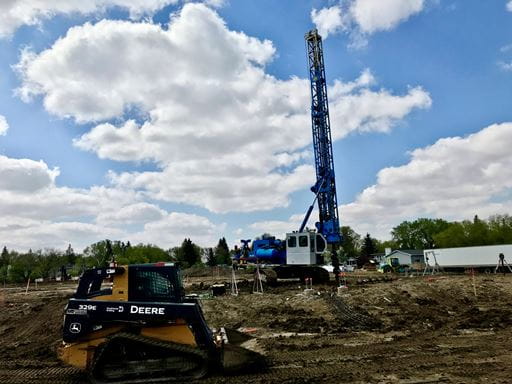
left=424, top=244, right=512, bottom=272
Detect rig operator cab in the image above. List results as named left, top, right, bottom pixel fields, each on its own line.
left=285, top=231, right=327, bottom=265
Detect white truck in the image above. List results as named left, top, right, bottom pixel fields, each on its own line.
left=423, top=244, right=512, bottom=272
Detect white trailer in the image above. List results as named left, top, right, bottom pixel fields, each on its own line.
left=424, top=244, right=512, bottom=271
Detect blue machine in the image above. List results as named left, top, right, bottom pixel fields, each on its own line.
left=236, top=236, right=286, bottom=265
left=234, top=30, right=342, bottom=281
left=300, top=29, right=341, bottom=246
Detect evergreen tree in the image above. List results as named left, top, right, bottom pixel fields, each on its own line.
left=175, top=238, right=201, bottom=268
left=105, top=239, right=114, bottom=263
left=358, top=233, right=377, bottom=267
left=0, top=246, right=9, bottom=285
left=214, top=237, right=231, bottom=265
left=206, top=248, right=216, bottom=267
left=0, top=246, right=9, bottom=267
left=65, top=244, right=76, bottom=265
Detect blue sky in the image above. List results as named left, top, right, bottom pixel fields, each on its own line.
left=0, top=0, right=512, bottom=251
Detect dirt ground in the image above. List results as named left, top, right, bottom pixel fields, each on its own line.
left=1, top=272, right=512, bottom=383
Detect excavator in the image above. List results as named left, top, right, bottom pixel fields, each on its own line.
left=58, top=262, right=262, bottom=383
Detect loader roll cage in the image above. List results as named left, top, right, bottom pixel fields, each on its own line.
left=74, top=264, right=185, bottom=303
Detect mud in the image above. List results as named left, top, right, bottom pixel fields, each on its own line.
left=1, top=275, right=512, bottom=383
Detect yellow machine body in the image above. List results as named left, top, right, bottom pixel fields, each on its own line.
left=59, top=266, right=197, bottom=370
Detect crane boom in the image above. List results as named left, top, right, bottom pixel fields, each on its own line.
left=303, top=29, right=341, bottom=246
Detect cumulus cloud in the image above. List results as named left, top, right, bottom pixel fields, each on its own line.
left=350, top=0, right=425, bottom=34
left=0, top=115, right=8, bottom=135
left=0, top=154, right=222, bottom=251
left=250, top=211, right=318, bottom=240
left=251, top=123, right=512, bottom=240
left=508, top=1, right=512, bottom=12
left=498, top=61, right=512, bottom=71
left=342, top=122, right=512, bottom=238
left=0, top=0, right=182, bottom=38
left=130, top=212, right=222, bottom=246
left=16, top=4, right=431, bottom=214
left=0, top=218, right=123, bottom=252
left=311, top=0, right=426, bottom=41
left=0, top=155, right=59, bottom=192
left=311, top=6, right=344, bottom=39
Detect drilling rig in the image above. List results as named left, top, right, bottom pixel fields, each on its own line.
left=235, top=29, right=343, bottom=283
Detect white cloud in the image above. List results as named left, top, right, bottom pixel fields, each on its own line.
left=342, top=122, right=512, bottom=238
left=0, top=155, right=223, bottom=251
left=0, top=0, right=182, bottom=38
left=0, top=155, right=59, bottom=192
left=329, top=79, right=431, bottom=139
left=311, top=6, right=344, bottom=39
left=350, top=0, right=425, bottom=34
left=311, top=0, right=426, bottom=41
left=96, top=202, right=166, bottom=225
left=500, top=44, right=512, bottom=53
left=498, top=61, right=512, bottom=71
left=250, top=211, right=318, bottom=240
left=0, top=115, right=8, bottom=135
left=130, top=212, right=222, bottom=247
left=507, top=1, right=512, bottom=12
left=16, top=4, right=431, bottom=213
left=251, top=123, right=512, bottom=240
left=0, top=218, right=123, bottom=253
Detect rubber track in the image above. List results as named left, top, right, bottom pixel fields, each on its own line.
left=90, top=332, right=210, bottom=384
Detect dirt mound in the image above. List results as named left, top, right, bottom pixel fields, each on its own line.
left=2, top=275, right=512, bottom=383
left=0, top=291, right=69, bottom=361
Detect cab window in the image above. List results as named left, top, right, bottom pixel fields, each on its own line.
left=299, top=235, right=308, bottom=247
left=287, top=236, right=297, bottom=248
left=129, top=267, right=178, bottom=302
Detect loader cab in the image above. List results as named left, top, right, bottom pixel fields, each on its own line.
left=74, top=263, right=184, bottom=303
left=285, top=231, right=326, bottom=265
left=128, top=264, right=184, bottom=303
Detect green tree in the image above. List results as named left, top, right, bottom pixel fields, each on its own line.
left=214, top=237, right=231, bottom=265
left=0, top=246, right=10, bottom=267
left=65, top=244, right=76, bottom=265
left=83, top=240, right=111, bottom=267
left=392, top=218, right=450, bottom=249
left=358, top=233, right=377, bottom=267
left=433, top=221, right=468, bottom=248
left=33, top=249, right=63, bottom=279
left=468, top=215, right=491, bottom=246
left=121, top=244, right=169, bottom=264
left=9, top=250, right=37, bottom=282
left=488, top=214, right=512, bottom=244
left=339, top=226, right=361, bottom=263
left=206, top=248, right=216, bottom=267
left=70, top=255, right=88, bottom=277
left=175, top=238, right=202, bottom=268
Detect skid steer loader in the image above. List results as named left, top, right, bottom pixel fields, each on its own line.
left=58, top=262, right=263, bottom=383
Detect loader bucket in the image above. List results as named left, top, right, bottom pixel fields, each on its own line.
left=221, top=328, right=267, bottom=374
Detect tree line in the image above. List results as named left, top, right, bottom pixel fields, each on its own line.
left=2, top=214, right=512, bottom=283
left=0, top=237, right=233, bottom=284
left=340, top=214, right=512, bottom=267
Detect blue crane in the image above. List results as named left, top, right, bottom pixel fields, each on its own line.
left=300, top=29, right=342, bottom=277
left=233, top=30, right=342, bottom=284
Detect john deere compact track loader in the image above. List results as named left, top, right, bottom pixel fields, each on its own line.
left=58, top=263, right=260, bottom=383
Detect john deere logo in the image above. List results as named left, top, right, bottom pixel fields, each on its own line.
left=70, top=323, right=81, bottom=333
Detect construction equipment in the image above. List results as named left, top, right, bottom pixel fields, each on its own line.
left=58, top=263, right=262, bottom=383
left=234, top=29, right=342, bottom=284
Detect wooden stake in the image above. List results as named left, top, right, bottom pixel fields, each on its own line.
left=471, top=269, right=477, bottom=297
